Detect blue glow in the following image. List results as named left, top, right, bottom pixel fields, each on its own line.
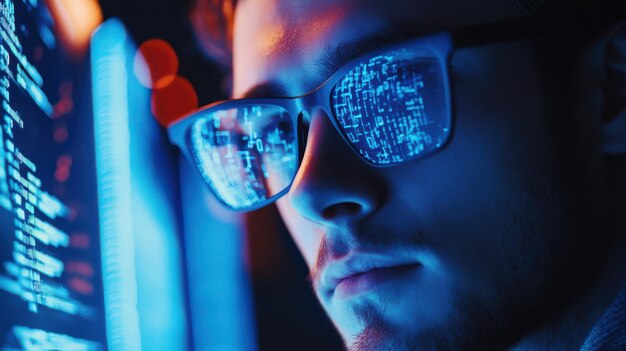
left=92, top=18, right=189, bottom=351
left=126, top=29, right=189, bottom=351
left=0, top=1, right=52, bottom=116
left=190, top=105, right=297, bottom=209
left=0, top=127, right=10, bottom=210
left=180, top=160, right=258, bottom=351
left=91, top=19, right=142, bottom=351
left=9, top=326, right=101, bottom=351
left=37, top=20, right=56, bottom=50
left=331, top=52, right=449, bottom=165
left=1, top=1, right=106, bottom=347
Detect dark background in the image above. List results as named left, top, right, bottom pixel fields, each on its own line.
left=97, top=1, right=344, bottom=350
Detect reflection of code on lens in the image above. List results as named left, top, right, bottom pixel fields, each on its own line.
left=191, top=105, right=297, bottom=209
left=332, top=52, right=449, bottom=165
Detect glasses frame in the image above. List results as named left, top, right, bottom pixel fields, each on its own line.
left=166, top=8, right=619, bottom=211
left=167, top=32, right=453, bottom=211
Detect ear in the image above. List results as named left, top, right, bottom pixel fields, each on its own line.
left=602, top=22, right=626, bottom=155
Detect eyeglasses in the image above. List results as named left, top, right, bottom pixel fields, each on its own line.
left=168, top=33, right=452, bottom=211
left=167, top=8, right=613, bottom=212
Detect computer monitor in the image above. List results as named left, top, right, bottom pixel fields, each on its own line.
left=90, top=18, right=190, bottom=351
left=1, top=1, right=257, bottom=349
left=0, top=0, right=106, bottom=349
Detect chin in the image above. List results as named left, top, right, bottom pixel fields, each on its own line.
left=325, top=289, right=453, bottom=350
left=325, top=284, right=517, bottom=351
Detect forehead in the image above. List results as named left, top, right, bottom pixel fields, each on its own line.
left=232, top=0, right=520, bottom=98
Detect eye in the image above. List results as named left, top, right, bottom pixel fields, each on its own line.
left=263, top=119, right=294, bottom=145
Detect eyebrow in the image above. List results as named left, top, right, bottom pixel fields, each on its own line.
left=239, top=81, right=289, bottom=99
left=239, top=29, right=423, bottom=100
left=312, top=29, right=421, bottom=79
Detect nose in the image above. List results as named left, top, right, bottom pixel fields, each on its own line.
left=288, top=108, right=382, bottom=224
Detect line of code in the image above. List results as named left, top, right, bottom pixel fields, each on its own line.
left=0, top=0, right=105, bottom=350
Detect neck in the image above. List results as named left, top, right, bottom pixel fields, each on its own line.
left=511, top=233, right=626, bottom=351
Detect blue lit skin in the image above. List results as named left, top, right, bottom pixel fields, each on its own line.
left=232, top=1, right=621, bottom=350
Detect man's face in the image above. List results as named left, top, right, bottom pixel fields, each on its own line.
left=232, top=0, right=605, bottom=349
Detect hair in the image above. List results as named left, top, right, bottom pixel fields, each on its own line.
left=189, top=0, right=622, bottom=69
left=512, top=0, right=599, bottom=14
left=189, top=0, right=237, bottom=66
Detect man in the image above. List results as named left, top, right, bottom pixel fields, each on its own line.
left=169, top=0, right=626, bottom=349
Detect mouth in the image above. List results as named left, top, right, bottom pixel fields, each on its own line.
left=320, top=253, right=422, bottom=300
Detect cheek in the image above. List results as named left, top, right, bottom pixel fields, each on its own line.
left=381, top=42, right=564, bottom=290
left=275, top=197, right=323, bottom=268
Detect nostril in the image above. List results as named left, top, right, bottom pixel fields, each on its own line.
left=322, top=202, right=363, bottom=220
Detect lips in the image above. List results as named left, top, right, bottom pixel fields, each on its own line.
left=320, top=253, right=422, bottom=299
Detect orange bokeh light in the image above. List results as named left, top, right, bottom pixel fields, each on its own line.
left=45, top=0, right=103, bottom=57
left=69, top=277, right=94, bottom=295
left=53, top=127, right=68, bottom=143
left=70, top=233, right=91, bottom=249
left=151, top=76, right=198, bottom=126
left=134, top=39, right=179, bottom=89
left=55, top=167, right=70, bottom=183
left=66, top=261, right=95, bottom=277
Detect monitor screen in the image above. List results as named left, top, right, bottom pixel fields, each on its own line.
left=0, top=0, right=106, bottom=349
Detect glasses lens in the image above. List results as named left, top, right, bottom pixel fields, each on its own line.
left=331, top=51, right=449, bottom=165
left=189, top=105, right=297, bottom=210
